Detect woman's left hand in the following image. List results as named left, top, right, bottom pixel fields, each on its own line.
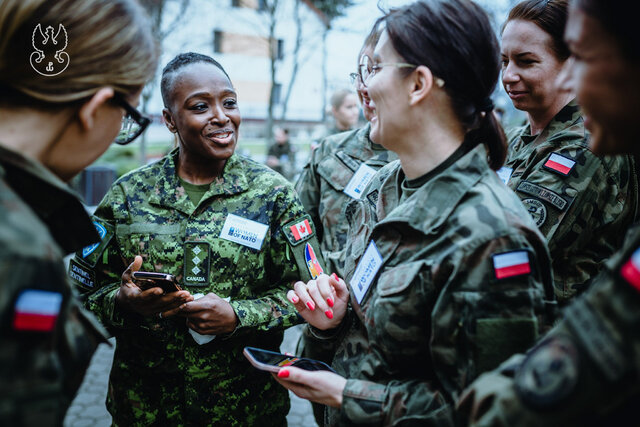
left=272, top=366, right=347, bottom=408
left=176, top=293, right=238, bottom=335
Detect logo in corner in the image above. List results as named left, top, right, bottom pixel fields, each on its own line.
left=30, top=23, right=70, bottom=77
left=82, top=222, right=107, bottom=258
left=304, top=243, right=324, bottom=279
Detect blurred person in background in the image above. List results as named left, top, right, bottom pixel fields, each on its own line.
left=266, top=126, right=295, bottom=180
left=498, top=0, right=637, bottom=305
left=0, top=0, right=157, bottom=424
left=311, top=89, right=360, bottom=151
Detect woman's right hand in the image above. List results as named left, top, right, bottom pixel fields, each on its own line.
left=115, top=255, right=193, bottom=318
left=287, top=274, right=349, bottom=330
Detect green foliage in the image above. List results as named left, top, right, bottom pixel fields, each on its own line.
left=309, top=0, right=355, bottom=21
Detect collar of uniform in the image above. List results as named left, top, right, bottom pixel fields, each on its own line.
left=376, top=144, right=487, bottom=235
left=0, top=144, right=100, bottom=252
left=339, top=123, right=397, bottom=165
left=149, top=147, right=249, bottom=210
left=518, top=98, right=581, bottom=146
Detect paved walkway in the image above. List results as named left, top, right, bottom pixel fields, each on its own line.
left=64, top=325, right=317, bottom=427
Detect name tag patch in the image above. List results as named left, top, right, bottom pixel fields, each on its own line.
left=68, top=258, right=96, bottom=290
left=496, top=167, right=513, bottom=185
left=13, top=289, right=63, bottom=332
left=304, top=243, right=324, bottom=279
left=493, top=250, right=531, bottom=280
left=343, top=164, right=377, bottom=199
left=184, top=241, right=211, bottom=286
left=517, top=181, right=568, bottom=211
left=220, top=214, right=269, bottom=250
left=350, top=241, right=383, bottom=304
left=543, top=153, right=576, bottom=176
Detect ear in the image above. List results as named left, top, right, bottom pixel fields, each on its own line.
left=77, top=87, right=115, bottom=131
left=163, top=108, right=177, bottom=133
left=408, top=65, right=437, bottom=106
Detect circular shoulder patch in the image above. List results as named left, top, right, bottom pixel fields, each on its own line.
left=522, top=198, right=547, bottom=227
left=515, top=335, right=580, bottom=410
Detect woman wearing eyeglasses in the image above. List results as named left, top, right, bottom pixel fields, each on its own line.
left=69, top=52, right=326, bottom=425
left=0, top=0, right=157, bottom=424
left=273, top=0, right=555, bottom=424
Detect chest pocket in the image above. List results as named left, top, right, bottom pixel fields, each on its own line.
left=115, top=223, right=184, bottom=275
left=317, top=153, right=357, bottom=192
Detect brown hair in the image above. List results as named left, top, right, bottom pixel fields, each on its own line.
left=330, top=89, right=355, bottom=110
left=0, top=0, right=158, bottom=108
left=504, top=0, right=570, bottom=62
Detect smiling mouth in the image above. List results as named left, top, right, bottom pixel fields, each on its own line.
left=205, top=129, right=234, bottom=144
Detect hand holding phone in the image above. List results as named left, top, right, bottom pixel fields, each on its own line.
left=132, top=271, right=181, bottom=293
left=243, top=346, right=335, bottom=373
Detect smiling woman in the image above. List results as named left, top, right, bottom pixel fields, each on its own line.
left=69, top=52, right=327, bottom=425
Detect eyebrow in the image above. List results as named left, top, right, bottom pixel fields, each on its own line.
left=185, top=89, right=237, bottom=103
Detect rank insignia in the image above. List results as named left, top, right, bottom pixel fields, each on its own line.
left=543, top=153, right=576, bottom=176
left=184, top=241, right=210, bottom=286
left=305, top=243, right=324, bottom=279
left=492, top=250, right=531, bottom=279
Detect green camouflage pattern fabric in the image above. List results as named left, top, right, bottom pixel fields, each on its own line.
left=458, top=222, right=640, bottom=426
left=295, top=123, right=397, bottom=277
left=0, top=145, right=107, bottom=426
left=314, top=144, right=556, bottom=425
left=69, top=148, right=324, bottom=426
left=501, top=100, right=637, bottom=303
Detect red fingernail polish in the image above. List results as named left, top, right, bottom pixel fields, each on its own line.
left=278, top=369, right=290, bottom=378
left=291, top=295, right=299, bottom=303
left=327, top=297, right=334, bottom=307
left=325, top=310, right=333, bottom=319
left=331, top=273, right=339, bottom=281
left=306, top=301, right=315, bottom=311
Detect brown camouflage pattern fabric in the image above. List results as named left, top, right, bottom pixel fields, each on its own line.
left=502, top=100, right=637, bottom=303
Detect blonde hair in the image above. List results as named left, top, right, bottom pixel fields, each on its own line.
left=0, top=0, right=158, bottom=107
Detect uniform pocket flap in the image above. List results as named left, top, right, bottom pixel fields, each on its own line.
left=317, top=155, right=355, bottom=191
left=377, top=260, right=426, bottom=297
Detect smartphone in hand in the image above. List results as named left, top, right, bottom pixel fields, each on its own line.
left=132, top=271, right=181, bottom=293
left=243, top=346, right=336, bottom=373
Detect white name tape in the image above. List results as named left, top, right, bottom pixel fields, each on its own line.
left=343, top=164, right=377, bottom=199
left=220, top=214, right=269, bottom=250
left=349, top=240, right=383, bottom=304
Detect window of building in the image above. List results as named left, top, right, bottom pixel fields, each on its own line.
left=213, top=30, right=223, bottom=53
left=272, top=83, right=282, bottom=105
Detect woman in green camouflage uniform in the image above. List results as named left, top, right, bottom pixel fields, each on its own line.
left=69, top=53, right=325, bottom=426
left=499, top=0, right=637, bottom=304
left=274, top=1, right=556, bottom=425
left=0, top=0, right=157, bottom=424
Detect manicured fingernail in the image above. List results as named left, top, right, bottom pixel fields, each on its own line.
left=327, top=297, right=334, bottom=307
left=278, top=369, right=290, bottom=378
left=325, top=310, right=333, bottom=319
left=331, top=273, right=339, bottom=281
left=290, top=295, right=299, bottom=303
left=306, top=301, right=315, bottom=311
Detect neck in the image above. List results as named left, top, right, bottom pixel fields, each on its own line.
left=527, top=93, right=574, bottom=135
left=177, top=150, right=227, bottom=185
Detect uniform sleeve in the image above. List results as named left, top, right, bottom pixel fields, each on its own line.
left=339, top=234, right=551, bottom=425
left=229, top=184, right=325, bottom=333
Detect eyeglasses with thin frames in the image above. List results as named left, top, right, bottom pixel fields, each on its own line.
left=358, top=55, right=445, bottom=89
left=112, top=93, right=151, bottom=145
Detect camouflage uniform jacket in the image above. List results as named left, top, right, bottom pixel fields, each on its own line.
left=459, top=221, right=640, bottom=426
left=501, top=100, right=637, bottom=303
left=0, top=145, right=106, bottom=426
left=313, top=144, right=556, bottom=425
left=69, top=149, right=325, bottom=426
left=295, top=123, right=397, bottom=277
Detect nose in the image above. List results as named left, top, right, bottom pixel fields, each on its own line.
left=502, top=61, right=519, bottom=85
left=556, top=57, right=575, bottom=92
left=209, top=103, right=230, bottom=125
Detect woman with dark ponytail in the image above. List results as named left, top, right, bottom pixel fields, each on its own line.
left=273, top=1, right=556, bottom=424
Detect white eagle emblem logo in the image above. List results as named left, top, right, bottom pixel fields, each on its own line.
left=30, top=23, right=70, bottom=76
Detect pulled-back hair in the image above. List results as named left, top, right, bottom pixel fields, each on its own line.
left=160, top=52, right=230, bottom=108
left=385, top=0, right=507, bottom=170
left=505, top=0, right=570, bottom=62
left=330, top=88, right=355, bottom=110
left=0, top=0, right=157, bottom=108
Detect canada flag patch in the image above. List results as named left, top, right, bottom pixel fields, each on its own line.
left=12, top=289, right=63, bottom=332
left=543, top=153, right=575, bottom=176
left=620, top=247, right=640, bottom=293
left=492, top=251, right=531, bottom=279
left=290, top=219, right=312, bottom=241
left=305, top=243, right=324, bottom=279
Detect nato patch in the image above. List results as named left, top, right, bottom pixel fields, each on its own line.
left=522, top=198, right=547, bottom=227
left=183, top=241, right=210, bottom=287
left=283, top=215, right=315, bottom=246
left=517, top=181, right=568, bottom=211
left=335, top=151, right=360, bottom=172
left=515, top=335, right=580, bottom=410
left=76, top=219, right=114, bottom=267
left=68, top=258, right=96, bottom=290
left=543, top=153, right=576, bottom=177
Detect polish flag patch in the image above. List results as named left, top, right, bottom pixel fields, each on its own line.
left=12, top=290, right=63, bottom=332
left=620, top=247, right=640, bottom=293
left=305, top=243, right=324, bottom=279
left=493, top=251, right=531, bottom=279
left=290, top=219, right=312, bottom=241
left=543, top=153, right=575, bottom=176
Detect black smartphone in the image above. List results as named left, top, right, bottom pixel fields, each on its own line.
left=243, top=346, right=336, bottom=373
left=132, top=271, right=181, bottom=293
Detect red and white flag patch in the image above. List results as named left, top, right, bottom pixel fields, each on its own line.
left=621, top=248, right=640, bottom=293
left=543, top=153, right=575, bottom=176
left=493, top=251, right=531, bottom=279
left=12, top=289, right=63, bottom=332
left=290, top=219, right=312, bottom=241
